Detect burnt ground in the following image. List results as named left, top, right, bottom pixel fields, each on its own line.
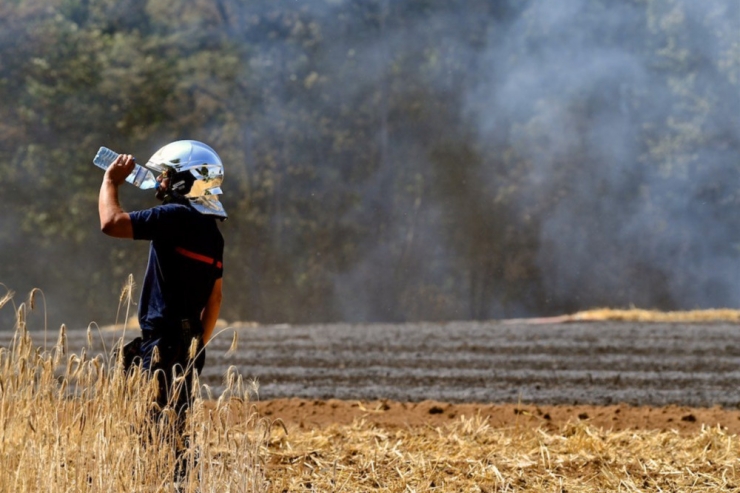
left=10, top=321, right=740, bottom=407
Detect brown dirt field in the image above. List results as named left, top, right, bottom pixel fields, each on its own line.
left=254, top=398, right=740, bottom=435
left=36, top=319, right=740, bottom=426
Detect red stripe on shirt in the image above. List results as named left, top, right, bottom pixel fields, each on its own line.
left=175, top=247, right=223, bottom=269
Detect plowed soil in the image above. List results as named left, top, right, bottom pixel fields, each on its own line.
left=18, top=320, right=740, bottom=432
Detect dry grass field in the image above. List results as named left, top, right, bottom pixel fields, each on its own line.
left=0, top=290, right=271, bottom=492
left=265, top=415, right=740, bottom=492
left=3, top=287, right=740, bottom=492
left=509, top=307, right=740, bottom=324
left=571, top=307, right=740, bottom=323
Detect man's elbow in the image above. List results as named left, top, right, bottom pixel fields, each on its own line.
left=100, top=214, right=132, bottom=238
left=100, top=219, right=114, bottom=235
left=100, top=217, right=119, bottom=236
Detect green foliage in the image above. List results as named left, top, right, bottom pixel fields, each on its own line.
left=0, top=0, right=738, bottom=327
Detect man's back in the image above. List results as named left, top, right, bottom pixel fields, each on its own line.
left=130, top=202, right=224, bottom=337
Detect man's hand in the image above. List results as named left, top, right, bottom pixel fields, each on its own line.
left=105, top=154, right=136, bottom=186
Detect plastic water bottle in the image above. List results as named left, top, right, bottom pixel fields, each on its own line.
left=92, top=146, right=157, bottom=189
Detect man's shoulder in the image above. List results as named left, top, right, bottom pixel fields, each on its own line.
left=131, top=202, right=221, bottom=234
left=153, top=202, right=194, bottom=214
left=129, top=203, right=197, bottom=238
left=163, top=202, right=220, bottom=220
left=132, top=202, right=194, bottom=219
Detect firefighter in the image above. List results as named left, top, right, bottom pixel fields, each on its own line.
left=98, top=140, right=226, bottom=472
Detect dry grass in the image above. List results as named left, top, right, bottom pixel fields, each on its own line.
left=266, top=418, right=740, bottom=492
left=0, top=288, right=271, bottom=493
left=571, top=308, right=740, bottom=323
left=3, top=284, right=740, bottom=492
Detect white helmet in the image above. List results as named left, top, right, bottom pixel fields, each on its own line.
left=145, top=140, right=227, bottom=218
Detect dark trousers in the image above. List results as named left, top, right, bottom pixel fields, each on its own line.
left=139, top=333, right=206, bottom=416
left=124, top=331, right=206, bottom=474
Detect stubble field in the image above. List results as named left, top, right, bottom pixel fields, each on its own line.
left=25, top=318, right=740, bottom=490
left=4, top=301, right=740, bottom=491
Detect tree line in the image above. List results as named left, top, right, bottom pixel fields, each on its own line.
left=1, top=0, right=738, bottom=328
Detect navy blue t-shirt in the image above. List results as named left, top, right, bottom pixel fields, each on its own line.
left=129, top=203, right=224, bottom=337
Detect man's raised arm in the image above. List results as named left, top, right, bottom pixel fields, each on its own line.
left=99, top=154, right=135, bottom=239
